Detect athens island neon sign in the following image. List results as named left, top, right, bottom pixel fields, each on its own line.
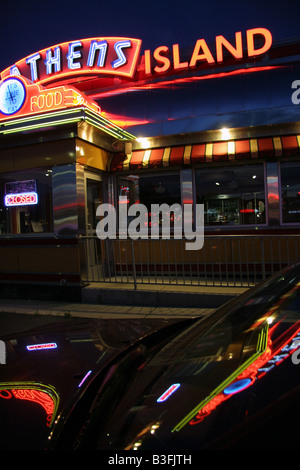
left=0, top=29, right=272, bottom=86
left=0, top=37, right=142, bottom=86
left=0, top=75, right=100, bottom=121
left=144, top=27, right=273, bottom=75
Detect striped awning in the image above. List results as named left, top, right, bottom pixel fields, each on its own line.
left=110, top=135, right=300, bottom=171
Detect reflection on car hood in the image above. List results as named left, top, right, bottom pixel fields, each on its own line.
left=0, top=316, right=182, bottom=450
left=49, top=264, right=300, bottom=451
left=2, top=264, right=300, bottom=451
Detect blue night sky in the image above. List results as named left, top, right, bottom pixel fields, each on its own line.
left=1, top=0, right=299, bottom=73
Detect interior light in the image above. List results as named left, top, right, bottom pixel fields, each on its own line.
left=221, top=128, right=230, bottom=140
left=136, top=137, right=149, bottom=147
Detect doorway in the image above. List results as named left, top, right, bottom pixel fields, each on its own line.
left=85, top=173, right=103, bottom=235
left=84, top=173, right=103, bottom=280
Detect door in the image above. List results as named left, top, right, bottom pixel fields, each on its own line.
left=84, top=173, right=103, bottom=280
left=85, top=173, right=103, bottom=235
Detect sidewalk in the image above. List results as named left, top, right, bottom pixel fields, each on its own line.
left=0, top=283, right=248, bottom=320
left=0, top=298, right=216, bottom=319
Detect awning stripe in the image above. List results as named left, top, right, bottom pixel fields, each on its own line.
left=110, top=135, right=300, bottom=171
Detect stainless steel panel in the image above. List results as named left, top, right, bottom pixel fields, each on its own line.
left=266, top=161, right=280, bottom=226
left=53, top=164, right=78, bottom=236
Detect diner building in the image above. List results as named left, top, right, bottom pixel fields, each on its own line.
left=0, top=28, right=300, bottom=298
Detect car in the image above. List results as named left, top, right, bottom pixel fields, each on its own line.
left=1, top=264, right=300, bottom=450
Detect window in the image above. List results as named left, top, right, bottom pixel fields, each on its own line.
left=195, top=165, right=266, bottom=226
left=0, top=169, right=53, bottom=234
left=281, top=162, right=300, bottom=224
left=117, top=173, right=181, bottom=230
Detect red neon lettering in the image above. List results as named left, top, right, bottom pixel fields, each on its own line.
left=173, top=44, right=189, bottom=71
left=189, top=39, right=215, bottom=68
left=144, top=49, right=152, bottom=75
left=0, top=388, right=56, bottom=427
left=147, top=28, right=272, bottom=76
left=5, top=192, right=37, bottom=206
left=247, top=27, right=273, bottom=57
left=153, top=46, right=171, bottom=74
left=216, top=32, right=243, bottom=62
left=31, top=91, right=64, bottom=112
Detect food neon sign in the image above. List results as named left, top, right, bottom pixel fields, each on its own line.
left=0, top=75, right=101, bottom=121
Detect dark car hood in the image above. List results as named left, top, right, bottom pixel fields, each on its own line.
left=2, top=265, right=300, bottom=451
left=0, top=315, right=184, bottom=450
left=49, top=265, right=300, bottom=450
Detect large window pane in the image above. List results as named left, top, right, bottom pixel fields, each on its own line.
left=117, top=173, right=181, bottom=230
left=195, top=165, right=266, bottom=226
left=0, top=169, right=53, bottom=234
left=281, top=162, right=300, bottom=223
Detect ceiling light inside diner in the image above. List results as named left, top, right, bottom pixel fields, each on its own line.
left=136, top=137, right=149, bottom=147
left=221, top=128, right=230, bottom=140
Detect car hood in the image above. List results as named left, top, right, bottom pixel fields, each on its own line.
left=0, top=315, right=183, bottom=450
left=49, top=265, right=300, bottom=450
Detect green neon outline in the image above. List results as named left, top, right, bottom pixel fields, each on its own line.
left=172, top=324, right=269, bottom=433
left=0, top=381, right=60, bottom=427
left=0, top=107, right=136, bottom=141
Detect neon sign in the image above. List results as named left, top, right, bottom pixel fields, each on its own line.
left=26, top=343, right=57, bottom=351
left=144, top=28, right=273, bottom=76
left=172, top=321, right=300, bottom=431
left=0, top=75, right=101, bottom=121
left=172, top=282, right=300, bottom=432
left=0, top=29, right=272, bottom=87
left=157, top=383, right=181, bottom=403
left=5, top=192, right=38, bottom=206
left=0, top=37, right=142, bottom=85
left=0, top=382, right=59, bottom=427
left=78, top=370, right=92, bottom=388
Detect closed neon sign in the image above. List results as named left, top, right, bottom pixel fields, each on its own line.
left=26, top=343, right=57, bottom=351
left=5, top=192, right=38, bottom=206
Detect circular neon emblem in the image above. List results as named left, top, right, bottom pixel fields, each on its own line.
left=0, top=77, right=26, bottom=115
